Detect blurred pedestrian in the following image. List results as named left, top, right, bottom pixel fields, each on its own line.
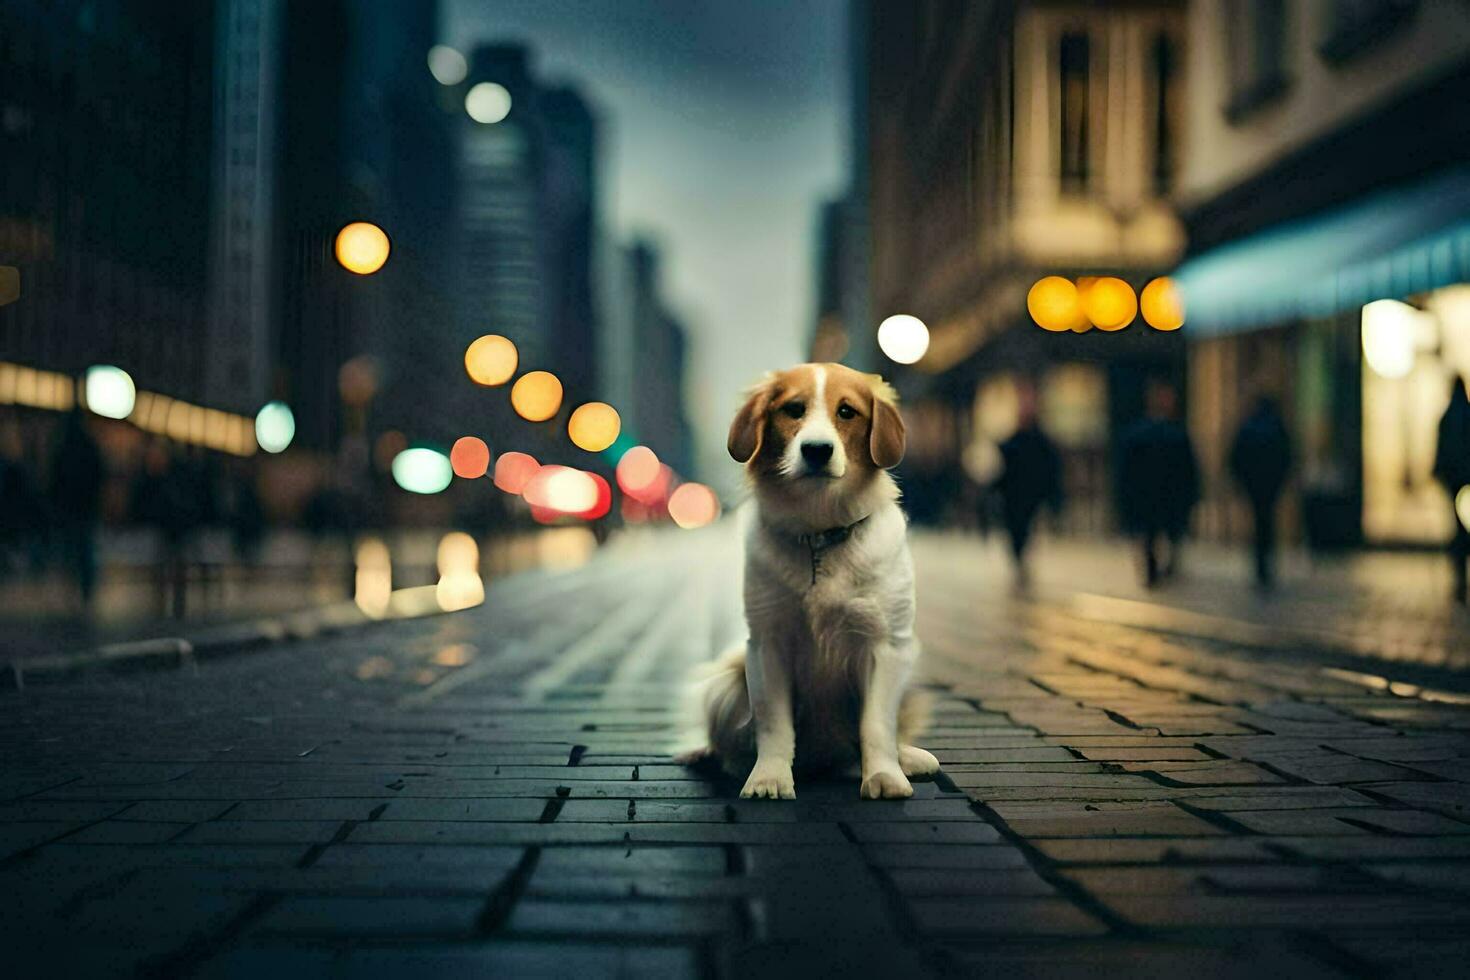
left=1229, top=396, right=1293, bottom=589
left=0, top=418, right=44, bottom=576
left=134, top=441, right=202, bottom=617
left=994, top=390, right=1062, bottom=588
left=49, top=411, right=104, bottom=603
left=1118, top=380, right=1200, bottom=588
left=1433, top=375, right=1470, bottom=604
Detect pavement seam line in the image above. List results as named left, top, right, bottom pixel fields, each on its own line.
left=475, top=846, right=541, bottom=935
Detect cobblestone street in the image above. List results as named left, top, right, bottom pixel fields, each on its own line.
left=5, top=527, right=1470, bottom=977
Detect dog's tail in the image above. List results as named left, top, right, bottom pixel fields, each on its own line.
left=672, top=646, right=753, bottom=775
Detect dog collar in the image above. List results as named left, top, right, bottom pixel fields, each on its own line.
left=793, top=516, right=868, bottom=585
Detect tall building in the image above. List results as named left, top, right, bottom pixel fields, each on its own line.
left=453, top=45, right=601, bottom=461
left=860, top=0, right=1187, bottom=526
left=603, top=240, right=694, bottom=478
left=0, top=0, right=218, bottom=407
left=207, top=0, right=279, bottom=417
left=1172, top=0, right=1470, bottom=548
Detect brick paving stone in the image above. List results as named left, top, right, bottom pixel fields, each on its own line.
left=507, top=899, right=736, bottom=938
left=845, top=821, right=1003, bottom=844
left=909, top=897, right=1108, bottom=937
left=993, top=802, right=1227, bottom=837
left=862, top=844, right=1031, bottom=869
left=1099, top=894, right=1470, bottom=930
left=254, top=896, right=484, bottom=938
left=887, top=867, right=1056, bottom=896
left=1032, top=837, right=1279, bottom=864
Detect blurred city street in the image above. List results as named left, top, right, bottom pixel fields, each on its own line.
left=5, top=525, right=1470, bottom=977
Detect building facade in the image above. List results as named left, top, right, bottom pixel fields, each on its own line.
left=861, top=0, right=1188, bottom=527
left=1173, top=0, right=1470, bottom=547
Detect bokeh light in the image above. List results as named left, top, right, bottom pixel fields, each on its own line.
left=354, top=537, right=392, bottom=619
left=450, top=436, right=490, bottom=479
left=465, top=82, right=512, bottom=124
left=426, top=45, right=467, bottom=86
left=493, top=451, right=540, bottom=494
left=1140, top=277, right=1185, bottom=331
left=616, top=445, right=661, bottom=494
left=668, top=482, right=721, bottom=529
left=877, top=314, right=930, bottom=364
left=579, top=472, right=612, bottom=521
left=334, top=221, right=390, bottom=275
left=1457, top=486, right=1470, bottom=533
left=392, top=447, right=453, bottom=494
left=1027, top=276, right=1087, bottom=332
left=338, top=355, right=378, bottom=406
left=511, top=370, right=563, bottom=422
left=464, top=334, right=518, bottom=386
left=567, top=402, right=621, bottom=452
left=84, top=365, right=135, bottom=420
left=1361, top=299, right=1417, bottom=379
left=435, top=532, right=484, bottom=612
left=524, top=465, right=599, bottom=514
left=1080, top=277, right=1137, bottom=331
left=254, top=401, right=295, bottom=454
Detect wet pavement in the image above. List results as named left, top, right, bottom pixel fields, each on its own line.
left=3, top=526, right=1470, bottom=977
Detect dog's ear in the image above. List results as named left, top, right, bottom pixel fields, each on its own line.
left=728, top=377, right=774, bottom=463
left=868, top=380, right=906, bottom=469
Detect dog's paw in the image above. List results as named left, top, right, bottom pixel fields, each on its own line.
left=740, top=762, right=796, bottom=800
left=860, top=768, right=913, bottom=800
left=899, top=744, right=941, bottom=777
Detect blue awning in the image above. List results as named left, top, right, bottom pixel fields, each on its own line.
left=1173, top=167, right=1470, bottom=337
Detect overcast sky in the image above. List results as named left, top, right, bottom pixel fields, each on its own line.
left=445, top=0, right=849, bottom=484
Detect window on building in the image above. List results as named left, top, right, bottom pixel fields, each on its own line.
left=1320, top=0, right=1419, bottom=63
left=1151, top=32, right=1178, bottom=194
left=1223, top=0, right=1289, bottom=122
left=1058, top=32, right=1090, bottom=192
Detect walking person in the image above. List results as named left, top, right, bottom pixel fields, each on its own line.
left=1229, top=396, right=1293, bottom=589
left=1118, top=380, right=1200, bottom=588
left=49, top=410, right=105, bottom=604
left=994, top=389, right=1062, bottom=589
left=1434, top=375, right=1470, bottom=604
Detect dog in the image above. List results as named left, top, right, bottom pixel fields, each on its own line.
left=680, top=362, right=938, bottom=799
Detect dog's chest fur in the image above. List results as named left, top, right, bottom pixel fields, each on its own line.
left=744, top=502, right=915, bottom=662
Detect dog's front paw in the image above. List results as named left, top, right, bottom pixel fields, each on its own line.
left=740, top=761, right=796, bottom=799
left=860, top=768, right=913, bottom=800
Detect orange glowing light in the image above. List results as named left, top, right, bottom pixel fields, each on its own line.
left=1027, top=276, right=1087, bottom=332
left=510, top=370, right=563, bottom=422
left=1140, top=277, right=1185, bottom=331
left=615, top=445, right=660, bottom=494
left=567, top=402, right=621, bottom=452
left=464, top=335, right=518, bottom=386
left=450, top=436, right=491, bottom=479
left=668, top=483, right=721, bottom=529
left=334, top=222, right=390, bottom=275
left=1081, top=277, right=1137, bottom=331
left=493, top=451, right=540, bottom=494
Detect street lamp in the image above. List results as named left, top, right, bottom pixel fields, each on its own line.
left=334, top=222, right=390, bottom=275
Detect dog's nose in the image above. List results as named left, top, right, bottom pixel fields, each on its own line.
left=800, top=441, right=834, bottom=468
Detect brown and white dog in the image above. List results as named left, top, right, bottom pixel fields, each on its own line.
left=681, top=363, right=938, bottom=799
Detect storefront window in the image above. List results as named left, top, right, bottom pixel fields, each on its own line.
left=1361, top=285, right=1470, bottom=543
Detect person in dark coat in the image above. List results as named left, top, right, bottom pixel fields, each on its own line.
left=49, top=411, right=105, bottom=602
left=995, top=392, right=1062, bottom=587
left=1229, top=396, right=1293, bottom=588
left=1118, top=380, right=1200, bottom=587
left=1433, top=375, right=1470, bottom=604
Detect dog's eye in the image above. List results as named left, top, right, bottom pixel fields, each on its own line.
left=780, top=401, right=805, bottom=419
left=836, top=403, right=857, bottom=421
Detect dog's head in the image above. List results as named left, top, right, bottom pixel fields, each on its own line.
left=728, top=363, right=905, bottom=510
